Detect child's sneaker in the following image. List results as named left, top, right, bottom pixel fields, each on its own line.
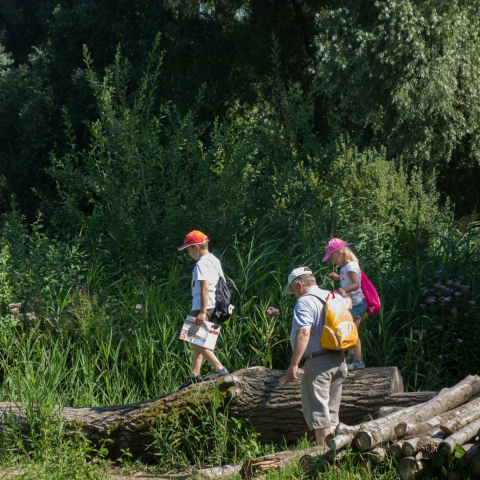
left=203, top=367, right=229, bottom=381
left=345, top=354, right=355, bottom=364
left=348, top=359, right=365, bottom=370
left=178, top=375, right=203, bottom=390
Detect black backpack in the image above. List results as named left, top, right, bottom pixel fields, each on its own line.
left=214, top=276, right=234, bottom=323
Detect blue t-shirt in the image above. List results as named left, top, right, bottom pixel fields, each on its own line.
left=290, top=286, right=349, bottom=355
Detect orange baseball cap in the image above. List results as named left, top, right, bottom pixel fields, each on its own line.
left=178, top=230, right=210, bottom=251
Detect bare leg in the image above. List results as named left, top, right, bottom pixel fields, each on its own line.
left=315, top=427, right=332, bottom=451
left=352, top=318, right=362, bottom=361
left=191, top=344, right=204, bottom=376
left=194, top=345, right=223, bottom=371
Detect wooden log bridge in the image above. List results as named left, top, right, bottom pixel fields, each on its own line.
left=0, top=366, right=419, bottom=460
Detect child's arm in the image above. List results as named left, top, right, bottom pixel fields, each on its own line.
left=328, top=272, right=340, bottom=281
left=343, top=271, right=360, bottom=293
left=195, top=280, right=210, bottom=325
left=337, top=288, right=353, bottom=309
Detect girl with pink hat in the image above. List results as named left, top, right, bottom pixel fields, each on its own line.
left=323, top=238, right=366, bottom=370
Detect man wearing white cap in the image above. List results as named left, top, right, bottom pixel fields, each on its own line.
left=285, top=267, right=350, bottom=449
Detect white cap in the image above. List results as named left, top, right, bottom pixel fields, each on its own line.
left=283, top=267, right=313, bottom=295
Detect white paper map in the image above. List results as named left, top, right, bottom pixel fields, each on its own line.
left=179, top=315, right=221, bottom=350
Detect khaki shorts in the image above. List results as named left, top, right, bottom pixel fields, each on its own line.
left=190, top=309, right=215, bottom=321
left=301, top=353, right=347, bottom=430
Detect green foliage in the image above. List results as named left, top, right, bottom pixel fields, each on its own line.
left=49, top=37, right=215, bottom=270
left=0, top=417, right=111, bottom=479
left=152, top=388, right=272, bottom=470
left=315, top=0, right=480, bottom=211
left=327, top=141, right=442, bottom=268
left=0, top=200, right=86, bottom=309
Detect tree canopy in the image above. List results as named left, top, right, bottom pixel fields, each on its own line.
left=0, top=0, right=479, bottom=251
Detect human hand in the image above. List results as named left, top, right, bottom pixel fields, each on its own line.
left=286, top=364, right=298, bottom=382
left=328, top=272, right=339, bottom=281
left=195, top=312, right=207, bottom=326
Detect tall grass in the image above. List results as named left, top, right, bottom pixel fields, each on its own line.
left=0, top=220, right=479, bottom=475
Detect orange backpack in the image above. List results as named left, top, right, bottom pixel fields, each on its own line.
left=306, top=292, right=358, bottom=351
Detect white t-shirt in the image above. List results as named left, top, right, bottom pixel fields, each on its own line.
left=340, top=261, right=364, bottom=306
left=191, top=253, right=224, bottom=311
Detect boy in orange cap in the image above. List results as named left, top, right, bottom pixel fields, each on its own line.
left=178, top=230, right=229, bottom=389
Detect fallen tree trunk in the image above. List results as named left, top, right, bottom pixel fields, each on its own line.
left=0, top=366, right=403, bottom=460
left=378, top=393, right=437, bottom=418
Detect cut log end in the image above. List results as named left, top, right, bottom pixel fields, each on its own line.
left=438, top=440, right=454, bottom=456
left=402, top=438, right=420, bottom=457
left=396, top=422, right=408, bottom=438
left=398, top=454, right=428, bottom=480
left=389, top=440, right=405, bottom=459
left=353, top=430, right=374, bottom=451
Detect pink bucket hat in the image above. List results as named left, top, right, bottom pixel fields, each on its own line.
left=322, top=238, right=347, bottom=262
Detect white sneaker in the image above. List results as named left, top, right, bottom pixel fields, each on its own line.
left=348, top=359, right=365, bottom=370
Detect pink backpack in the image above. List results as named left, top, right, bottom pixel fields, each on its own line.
left=361, top=271, right=381, bottom=316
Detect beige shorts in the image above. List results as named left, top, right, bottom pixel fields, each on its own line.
left=300, top=353, right=347, bottom=430
left=190, top=309, right=215, bottom=321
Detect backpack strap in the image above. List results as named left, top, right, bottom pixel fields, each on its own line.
left=302, top=293, right=327, bottom=342
left=193, top=256, right=223, bottom=287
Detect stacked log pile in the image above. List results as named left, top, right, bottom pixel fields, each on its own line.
left=323, top=375, right=480, bottom=480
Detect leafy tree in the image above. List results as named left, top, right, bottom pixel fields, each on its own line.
left=314, top=0, right=480, bottom=213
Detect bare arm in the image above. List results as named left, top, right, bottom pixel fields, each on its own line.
left=287, top=329, right=310, bottom=381
left=195, top=280, right=210, bottom=325
left=343, top=271, right=359, bottom=294
left=337, top=288, right=353, bottom=309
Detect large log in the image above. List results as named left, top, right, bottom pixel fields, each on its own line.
left=0, top=366, right=403, bottom=460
